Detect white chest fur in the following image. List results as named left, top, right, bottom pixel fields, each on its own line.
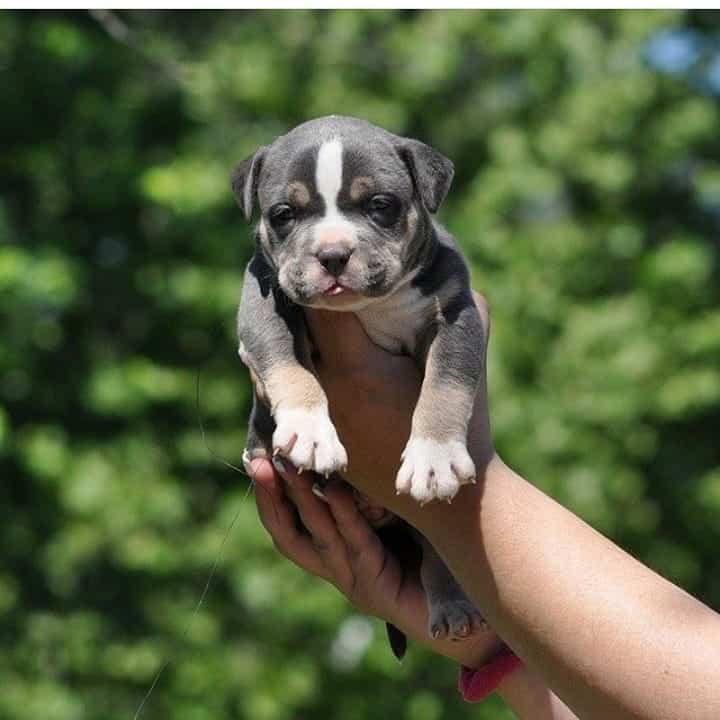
left=355, top=284, right=438, bottom=356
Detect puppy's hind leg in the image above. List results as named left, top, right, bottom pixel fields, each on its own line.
left=419, top=535, right=486, bottom=641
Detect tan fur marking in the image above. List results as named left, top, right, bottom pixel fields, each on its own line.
left=411, top=377, right=475, bottom=441
left=350, top=176, right=375, bottom=202
left=264, top=364, right=326, bottom=411
left=288, top=181, right=311, bottom=208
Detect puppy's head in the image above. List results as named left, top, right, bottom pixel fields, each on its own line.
left=231, top=116, right=454, bottom=310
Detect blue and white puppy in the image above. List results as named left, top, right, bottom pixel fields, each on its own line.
left=235, top=116, right=485, bottom=646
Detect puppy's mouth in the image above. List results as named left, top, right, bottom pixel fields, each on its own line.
left=303, top=276, right=372, bottom=310
left=323, top=282, right=353, bottom=297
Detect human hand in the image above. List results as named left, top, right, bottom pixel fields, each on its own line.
left=250, top=455, right=502, bottom=668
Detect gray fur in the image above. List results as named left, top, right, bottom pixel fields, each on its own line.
left=418, top=535, right=486, bottom=640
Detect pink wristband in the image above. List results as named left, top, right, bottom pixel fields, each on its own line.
left=458, top=645, right=523, bottom=703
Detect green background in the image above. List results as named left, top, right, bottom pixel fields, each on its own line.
left=1, top=9, right=719, bottom=719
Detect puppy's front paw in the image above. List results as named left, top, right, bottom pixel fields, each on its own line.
left=272, top=405, right=348, bottom=476
left=396, top=437, right=475, bottom=504
left=428, top=598, right=486, bottom=641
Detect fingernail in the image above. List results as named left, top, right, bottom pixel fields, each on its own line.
left=242, top=449, right=253, bottom=477
left=271, top=455, right=287, bottom=474
left=242, top=450, right=265, bottom=479
left=311, top=483, right=329, bottom=502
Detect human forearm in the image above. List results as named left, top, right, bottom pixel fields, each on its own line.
left=497, top=665, right=579, bottom=720
left=306, top=303, right=720, bottom=718
left=408, top=453, right=720, bottom=720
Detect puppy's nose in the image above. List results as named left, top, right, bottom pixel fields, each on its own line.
left=317, top=246, right=353, bottom=277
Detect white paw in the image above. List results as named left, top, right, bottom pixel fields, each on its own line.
left=396, top=437, right=475, bottom=504
left=272, top=405, right=348, bottom=476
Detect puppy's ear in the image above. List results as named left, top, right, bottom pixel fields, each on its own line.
left=398, top=139, right=454, bottom=214
left=231, top=146, right=267, bottom=221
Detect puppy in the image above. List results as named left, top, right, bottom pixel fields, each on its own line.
left=234, top=116, right=486, bottom=653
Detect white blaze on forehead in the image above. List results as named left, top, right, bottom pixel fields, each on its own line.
left=315, top=139, right=344, bottom=218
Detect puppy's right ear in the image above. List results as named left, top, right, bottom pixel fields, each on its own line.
left=231, top=146, right=267, bottom=221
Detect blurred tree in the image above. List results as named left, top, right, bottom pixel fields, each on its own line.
left=0, top=9, right=718, bottom=720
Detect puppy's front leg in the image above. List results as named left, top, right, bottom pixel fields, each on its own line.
left=397, top=292, right=484, bottom=504
left=239, top=252, right=347, bottom=475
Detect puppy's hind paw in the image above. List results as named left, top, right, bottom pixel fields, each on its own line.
left=428, top=599, right=486, bottom=641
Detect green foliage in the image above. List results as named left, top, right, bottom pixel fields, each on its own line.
left=1, top=9, right=719, bottom=719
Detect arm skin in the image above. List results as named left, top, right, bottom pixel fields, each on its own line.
left=292, top=296, right=720, bottom=720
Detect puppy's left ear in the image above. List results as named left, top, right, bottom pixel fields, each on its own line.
left=398, top=139, right=454, bottom=214
left=231, top=146, right=268, bottom=221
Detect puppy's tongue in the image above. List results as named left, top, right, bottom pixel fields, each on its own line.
left=325, top=283, right=345, bottom=296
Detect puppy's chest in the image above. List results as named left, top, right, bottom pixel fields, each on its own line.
left=355, top=286, right=437, bottom=356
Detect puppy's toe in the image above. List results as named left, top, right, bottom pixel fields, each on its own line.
left=395, top=458, right=414, bottom=495
left=288, top=432, right=317, bottom=471
left=450, top=445, right=476, bottom=486
left=397, top=437, right=475, bottom=505
left=272, top=417, right=299, bottom=456
left=313, top=430, right=348, bottom=476
left=428, top=599, right=486, bottom=642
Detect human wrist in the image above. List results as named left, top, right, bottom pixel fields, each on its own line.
left=451, top=634, right=505, bottom=668
left=496, top=664, right=578, bottom=720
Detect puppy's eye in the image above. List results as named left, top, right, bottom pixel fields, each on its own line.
left=367, top=194, right=400, bottom=227
left=268, top=204, right=296, bottom=235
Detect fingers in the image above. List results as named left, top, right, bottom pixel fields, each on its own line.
left=324, top=484, right=385, bottom=561
left=251, top=458, right=328, bottom=579
left=285, top=470, right=342, bottom=553
left=323, top=484, right=397, bottom=604
left=279, top=466, right=355, bottom=591
left=256, top=457, right=417, bottom=624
